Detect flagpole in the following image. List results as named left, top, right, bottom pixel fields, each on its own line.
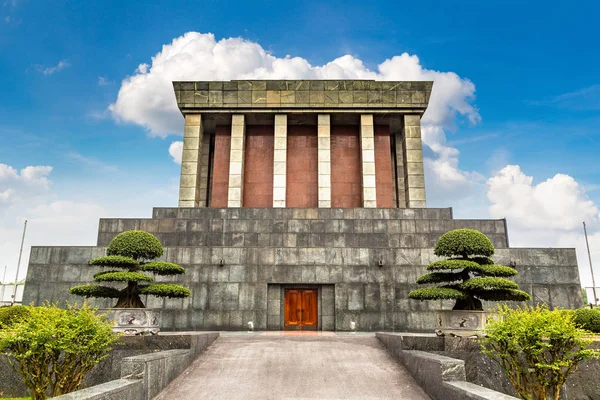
left=0, top=266, right=6, bottom=303
left=583, top=221, right=597, bottom=306
left=11, top=220, right=27, bottom=305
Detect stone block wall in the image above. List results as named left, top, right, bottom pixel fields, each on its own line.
left=22, top=207, right=583, bottom=331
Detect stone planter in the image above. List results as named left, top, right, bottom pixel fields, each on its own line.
left=434, top=310, right=492, bottom=337
left=99, top=308, right=160, bottom=335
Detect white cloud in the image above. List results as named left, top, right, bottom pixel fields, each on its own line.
left=37, top=60, right=70, bottom=76
left=487, top=165, right=600, bottom=230
left=98, top=76, right=114, bottom=86
left=0, top=164, right=53, bottom=203
left=169, top=141, right=183, bottom=165
left=487, top=165, right=600, bottom=289
left=109, top=31, right=482, bottom=204
left=109, top=32, right=479, bottom=139
left=0, top=162, right=177, bottom=285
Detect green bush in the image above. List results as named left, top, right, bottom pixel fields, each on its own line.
left=106, top=230, right=163, bottom=260
left=0, top=306, right=30, bottom=329
left=481, top=304, right=600, bottom=400
left=70, top=230, right=189, bottom=308
left=573, top=308, right=600, bottom=333
left=408, top=229, right=530, bottom=310
left=434, top=228, right=495, bottom=258
left=0, top=303, right=120, bottom=400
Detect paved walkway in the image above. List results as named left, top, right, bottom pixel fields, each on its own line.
left=155, top=332, right=430, bottom=400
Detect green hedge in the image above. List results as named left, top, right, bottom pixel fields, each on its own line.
left=69, top=285, right=122, bottom=298
left=89, top=255, right=139, bottom=269
left=141, top=262, right=185, bottom=275
left=94, top=271, right=153, bottom=283
left=0, top=305, right=30, bottom=329
left=434, top=229, right=495, bottom=258
left=106, top=230, right=163, bottom=260
left=573, top=308, right=600, bottom=333
left=140, top=284, right=191, bottom=298
left=408, top=287, right=467, bottom=300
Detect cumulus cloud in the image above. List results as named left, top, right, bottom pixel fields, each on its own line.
left=109, top=31, right=482, bottom=202
left=110, top=32, right=479, bottom=138
left=487, top=165, right=600, bottom=230
left=0, top=164, right=53, bottom=203
left=169, top=141, right=183, bottom=164
left=487, top=165, right=600, bottom=289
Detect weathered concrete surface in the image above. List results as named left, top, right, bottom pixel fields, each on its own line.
left=377, top=333, right=518, bottom=400
left=155, top=333, right=430, bottom=399
left=1, top=332, right=219, bottom=398
left=377, top=333, right=600, bottom=400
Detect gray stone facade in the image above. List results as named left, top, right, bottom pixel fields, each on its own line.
left=22, top=207, right=583, bottom=331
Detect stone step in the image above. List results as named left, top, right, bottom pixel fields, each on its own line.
left=98, top=217, right=508, bottom=248
left=151, top=207, right=454, bottom=220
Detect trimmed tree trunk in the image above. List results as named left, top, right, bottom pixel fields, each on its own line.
left=113, top=282, right=145, bottom=308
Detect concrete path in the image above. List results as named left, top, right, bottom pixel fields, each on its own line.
left=155, top=332, right=430, bottom=400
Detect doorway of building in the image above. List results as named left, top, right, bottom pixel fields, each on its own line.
left=284, top=289, right=318, bottom=330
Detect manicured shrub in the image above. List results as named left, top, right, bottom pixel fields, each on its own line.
left=0, top=303, right=120, bottom=400
left=573, top=308, right=600, bottom=333
left=408, top=229, right=530, bottom=310
left=0, top=305, right=30, bottom=329
left=481, top=304, right=600, bottom=400
left=106, top=230, right=163, bottom=260
left=70, top=230, right=189, bottom=308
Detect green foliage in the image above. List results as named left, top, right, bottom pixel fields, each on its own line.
left=573, top=308, right=600, bottom=333
left=106, top=230, right=163, bottom=261
left=416, top=272, right=462, bottom=284
left=69, top=285, right=122, bottom=299
left=93, top=271, right=153, bottom=283
left=434, top=228, right=495, bottom=258
left=408, top=287, right=467, bottom=301
left=0, top=306, right=30, bottom=329
left=0, top=303, right=120, bottom=400
left=141, top=262, right=185, bottom=276
left=89, top=255, right=139, bottom=269
left=140, top=284, right=191, bottom=298
left=461, top=277, right=518, bottom=291
left=409, top=229, right=531, bottom=310
left=481, top=304, right=600, bottom=400
left=70, top=230, right=190, bottom=308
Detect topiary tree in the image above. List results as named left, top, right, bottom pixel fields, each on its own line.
left=408, top=228, right=531, bottom=310
left=70, top=230, right=190, bottom=308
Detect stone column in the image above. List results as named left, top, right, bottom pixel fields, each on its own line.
left=403, top=114, right=426, bottom=208
left=317, top=114, right=331, bottom=208
left=391, top=116, right=407, bottom=208
left=273, top=114, right=287, bottom=208
left=178, top=114, right=203, bottom=207
left=197, top=134, right=211, bottom=207
left=227, top=114, right=246, bottom=208
left=360, top=114, right=377, bottom=208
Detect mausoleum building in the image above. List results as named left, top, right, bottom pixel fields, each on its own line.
left=23, top=80, right=584, bottom=331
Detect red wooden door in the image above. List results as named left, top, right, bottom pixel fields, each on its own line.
left=284, top=289, right=318, bottom=330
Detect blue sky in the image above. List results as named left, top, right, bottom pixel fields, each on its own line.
left=0, top=0, right=599, bottom=289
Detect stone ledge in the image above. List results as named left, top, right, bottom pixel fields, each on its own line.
left=53, top=379, right=143, bottom=400
left=51, top=332, right=219, bottom=400
left=444, top=381, right=517, bottom=400
left=376, top=333, right=518, bottom=400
